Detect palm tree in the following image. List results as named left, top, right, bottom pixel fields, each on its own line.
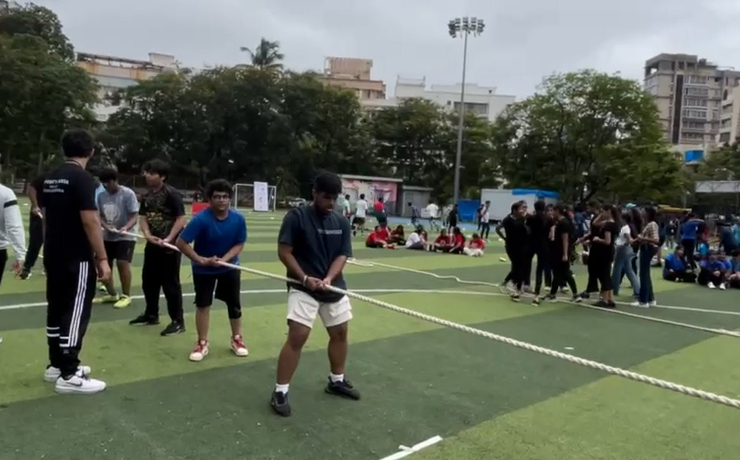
left=240, top=38, right=284, bottom=72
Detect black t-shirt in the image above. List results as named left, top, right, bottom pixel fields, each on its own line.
left=30, top=174, right=46, bottom=209
left=42, top=163, right=97, bottom=264
left=139, top=185, right=185, bottom=239
left=278, top=206, right=352, bottom=303
left=502, top=214, right=527, bottom=250
left=526, top=212, right=551, bottom=248
left=592, top=220, right=619, bottom=259
left=552, top=217, right=574, bottom=260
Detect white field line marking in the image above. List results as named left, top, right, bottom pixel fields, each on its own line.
left=378, top=436, right=443, bottom=460
left=621, top=302, right=740, bottom=317
left=350, top=258, right=740, bottom=335
left=0, top=289, right=503, bottom=312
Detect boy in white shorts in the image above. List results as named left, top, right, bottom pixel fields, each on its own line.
left=271, top=171, right=360, bottom=417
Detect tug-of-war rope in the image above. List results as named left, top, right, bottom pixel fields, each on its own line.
left=118, top=230, right=740, bottom=411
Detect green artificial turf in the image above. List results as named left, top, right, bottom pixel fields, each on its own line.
left=1, top=211, right=740, bottom=460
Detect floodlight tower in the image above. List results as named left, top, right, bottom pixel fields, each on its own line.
left=448, top=16, right=485, bottom=204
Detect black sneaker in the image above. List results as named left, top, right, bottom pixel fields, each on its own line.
left=531, top=296, right=540, bottom=306
left=510, top=293, right=521, bottom=302
left=325, top=377, right=361, bottom=400
left=129, top=314, right=160, bottom=326
left=571, top=295, right=582, bottom=303
left=19, top=271, right=31, bottom=280
left=271, top=390, right=291, bottom=417
left=160, top=321, right=185, bottom=336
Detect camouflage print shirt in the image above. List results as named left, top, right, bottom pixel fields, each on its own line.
left=138, top=185, right=185, bottom=239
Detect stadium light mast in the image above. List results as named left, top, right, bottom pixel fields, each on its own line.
left=448, top=16, right=485, bottom=205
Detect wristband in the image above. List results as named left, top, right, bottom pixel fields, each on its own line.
left=302, top=275, right=308, bottom=286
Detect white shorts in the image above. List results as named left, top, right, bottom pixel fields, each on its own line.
left=287, top=289, right=353, bottom=329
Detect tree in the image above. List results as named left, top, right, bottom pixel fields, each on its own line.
left=0, top=3, right=74, bottom=60
left=696, top=141, right=740, bottom=180
left=0, top=34, right=97, bottom=178
left=491, top=70, right=681, bottom=204
left=240, top=38, right=284, bottom=72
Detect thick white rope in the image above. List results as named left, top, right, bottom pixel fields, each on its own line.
left=347, top=258, right=740, bottom=338
left=117, top=231, right=740, bottom=410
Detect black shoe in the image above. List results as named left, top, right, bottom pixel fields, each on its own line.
left=160, top=321, right=185, bottom=336
left=19, top=271, right=31, bottom=280
left=271, top=391, right=291, bottom=417
left=571, top=295, right=583, bottom=303
left=510, top=293, right=521, bottom=302
left=325, top=377, right=361, bottom=400
left=129, top=314, right=160, bottom=326
left=531, top=296, right=540, bottom=306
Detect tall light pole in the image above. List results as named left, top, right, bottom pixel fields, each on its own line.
left=448, top=16, right=484, bottom=204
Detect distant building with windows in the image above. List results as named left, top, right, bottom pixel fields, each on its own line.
left=76, top=52, right=179, bottom=121
left=316, top=57, right=386, bottom=101
left=0, top=0, right=21, bottom=12
left=644, top=53, right=740, bottom=160
left=362, top=76, right=515, bottom=122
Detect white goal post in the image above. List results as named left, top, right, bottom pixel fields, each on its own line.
left=232, top=182, right=277, bottom=212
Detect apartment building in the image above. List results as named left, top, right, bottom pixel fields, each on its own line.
left=363, top=76, right=515, bottom=122
left=316, top=57, right=386, bottom=101
left=644, top=53, right=740, bottom=154
left=718, top=85, right=740, bottom=144
left=76, top=52, right=178, bottom=121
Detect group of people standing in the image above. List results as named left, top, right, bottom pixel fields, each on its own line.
left=0, top=130, right=358, bottom=419
left=496, top=200, right=662, bottom=308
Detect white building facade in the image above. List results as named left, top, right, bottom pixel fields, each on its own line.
left=362, top=76, right=515, bottom=122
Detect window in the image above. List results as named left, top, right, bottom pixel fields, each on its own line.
left=682, top=121, right=705, bottom=129
left=686, top=75, right=708, bottom=84
left=682, top=109, right=708, bottom=119
left=683, top=98, right=708, bottom=107
left=681, top=132, right=703, bottom=141
left=720, top=132, right=731, bottom=143
left=453, top=102, right=488, bottom=116
left=684, top=87, right=709, bottom=97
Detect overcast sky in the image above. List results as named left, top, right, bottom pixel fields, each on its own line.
left=37, top=0, right=740, bottom=99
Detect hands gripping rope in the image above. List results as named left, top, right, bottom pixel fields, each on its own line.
left=114, top=230, right=740, bottom=411
left=347, top=259, right=740, bottom=339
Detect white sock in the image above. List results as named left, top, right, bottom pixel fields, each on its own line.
left=275, top=383, right=289, bottom=394
left=330, top=373, right=344, bottom=383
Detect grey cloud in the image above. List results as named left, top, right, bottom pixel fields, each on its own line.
left=35, top=0, right=740, bottom=97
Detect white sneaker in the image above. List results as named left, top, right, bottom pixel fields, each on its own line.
left=189, top=340, right=209, bottom=362
left=719, top=283, right=727, bottom=291
left=54, top=371, right=106, bottom=395
left=630, top=301, right=649, bottom=308
left=230, top=335, right=249, bottom=357
left=44, top=365, right=92, bottom=383
left=649, top=301, right=657, bottom=307
left=708, top=282, right=716, bottom=289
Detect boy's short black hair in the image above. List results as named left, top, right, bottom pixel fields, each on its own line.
left=98, top=168, right=118, bottom=183
left=314, top=171, right=342, bottom=196
left=61, top=129, right=95, bottom=159
left=142, top=159, right=170, bottom=179
left=205, top=179, right=232, bottom=198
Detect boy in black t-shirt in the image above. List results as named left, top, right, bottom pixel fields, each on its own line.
left=129, top=160, right=187, bottom=336
left=42, top=129, right=110, bottom=394
left=270, top=172, right=359, bottom=417
left=544, top=204, right=580, bottom=303
left=19, top=173, right=46, bottom=279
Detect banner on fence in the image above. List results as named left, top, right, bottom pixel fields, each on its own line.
left=253, top=181, right=269, bottom=212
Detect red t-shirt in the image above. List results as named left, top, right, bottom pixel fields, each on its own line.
left=469, top=239, right=485, bottom=249
left=453, top=234, right=465, bottom=246
left=376, top=227, right=390, bottom=241
left=434, top=235, right=450, bottom=246
left=373, top=202, right=384, bottom=213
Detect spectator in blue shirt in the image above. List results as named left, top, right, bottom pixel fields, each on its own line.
left=697, top=251, right=729, bottom=289
left=176, top=179, right=248, bottom=362
left=679, top=214, right=703, bottom=269
left=663, top=246, right=696, bottom=283
left=729, top=249, right=740, bottom=288
left=719, top=223, right=739, bottom=253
